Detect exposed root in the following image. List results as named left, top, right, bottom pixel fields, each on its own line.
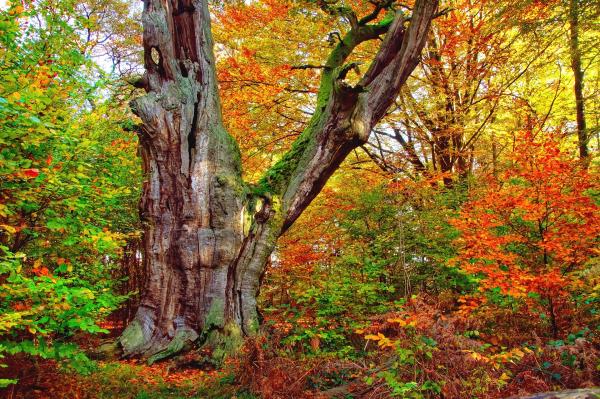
left=117, top=319, right=245, bottom=366
left=88, top=340, right=122, bottom=360
left=147, top=328, right=199, bottom=365
left=507, top=389, right=600, bottom=399
left=119, top=319, right=150, bottom=357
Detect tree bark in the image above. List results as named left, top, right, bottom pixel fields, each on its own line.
left=119, top=0, right=439, bottom=362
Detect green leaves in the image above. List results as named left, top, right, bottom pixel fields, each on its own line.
left=0, top=0, right=141, bottom=384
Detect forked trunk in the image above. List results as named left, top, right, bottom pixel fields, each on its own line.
left=120, top=0, right=439, bottom=361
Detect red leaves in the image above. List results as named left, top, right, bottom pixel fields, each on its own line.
left=23, top=168, right=39, bottom=178
left=32, top=266, right=51, bottom=277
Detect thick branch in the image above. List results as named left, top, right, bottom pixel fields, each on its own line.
left=255, top=0, right=438, bottom=232
left=361, top=0, right=439, bottom=124
left=255, top=14, right=397, bottom=198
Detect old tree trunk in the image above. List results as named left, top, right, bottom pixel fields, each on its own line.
left=119, top=0, right=439, bottom=362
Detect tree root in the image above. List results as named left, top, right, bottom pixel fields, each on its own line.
left=146, top=328, right=199, bottom=365
left=115, top=319, right=245, bottom=365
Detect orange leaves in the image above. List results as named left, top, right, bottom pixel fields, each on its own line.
left=387, top=316, right=418, bottom=329
left=7, top=4, right=25, bottom=17
left=31, top=258, right=52, bottom=277
left=452, top=130, right=599, bottom=329
left=456, top=296, right=487, bottom=317
left=432, top=0, right=503, bottom=69
left=212, top=0, right=332, bottom=178
left=11, top=302, right=30, bottom=311
left=32, top=266, right=51, bottom=277
left=223, top=0, right=292, bottom=30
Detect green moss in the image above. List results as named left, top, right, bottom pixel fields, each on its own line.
left=119, top=320, right=145, bottom=356
left=256, top=132, right=314, bottom=195
left=204, top=297, right=225, bottom=330
left=241, top=197, right=264, bottom=235
left=93, top=341, right=121, bottom=360
left=215, top=172, right=245, bottom=196
left=245, top=317, right=260, bottom=336
left=220, top=126, right=243, bottom=173
left=147, top=328, right=198, bottom=365
left=204, top=322, right=244, bottom=365
left=253, top=17, right=378, bottom=199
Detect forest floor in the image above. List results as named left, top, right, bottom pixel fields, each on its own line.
left=4, top=358, right=254, bottom=399
left=2, top=354, right=251, bottom=399
left=3, top=319, right=600, bottom=399
left=3, top=299, right=599, bottom=399
left=1, top=322, right=256, bottom=399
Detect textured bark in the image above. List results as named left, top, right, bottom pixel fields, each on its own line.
left=120, top=0, right=439, bottom=361
left=120, top=0, right=254, bottom=362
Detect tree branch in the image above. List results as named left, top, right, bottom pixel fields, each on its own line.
left=252, top=0, right=438, bottom=232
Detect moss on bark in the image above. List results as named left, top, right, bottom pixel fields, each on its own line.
left=147, top=328, right=199, bottom=365
left=119, top=320, right=146, bottom=357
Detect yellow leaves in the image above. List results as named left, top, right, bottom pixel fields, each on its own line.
left=497, top=371, right=513, bottom=388
left=364, top=333, right=395, bottom=349
left=0, top=313, right=26, bottom=333
left=461, top=345, right=533, bottom=377
left=80, top=288, right=95, bottom=300
left=387, top=317, right=417, bottom=328
left=33, top=258, right=43, bottom=269
left=491, top=346, right=532, bottom=365
left=7, top=91, right=20, bottom=102
left=463, top=349, right=490, bottom=363
left=499, top=372, right=511, bottom=381
left=0, top=224, right=16, bottom=234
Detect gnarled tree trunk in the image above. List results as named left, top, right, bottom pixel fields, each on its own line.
left=119, top=0, right=439, bottom=362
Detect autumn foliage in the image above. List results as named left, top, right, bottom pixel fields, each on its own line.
left=453, top=131, right=599, bottom=339
left=1, top=0, right=600, bottom=398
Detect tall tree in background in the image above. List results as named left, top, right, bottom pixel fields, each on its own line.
left=568, top=0, right=588, bottom=160
left=368, top=0, right=512, bottom=185
left=513, top=0, right=599, bottom=160
left=119, top=0, right=439, bottom=361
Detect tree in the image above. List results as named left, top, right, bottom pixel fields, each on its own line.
left=452, top=130, right=599, bottom=338
left=363, top=0, right=566, bottom=186
left=367, top=0, right=514, bottom=185
left=507, top=0, right=600, bottom=160
left=119, top=0, right=440, bottom=362
left=568, top=0, right=589, bottom=160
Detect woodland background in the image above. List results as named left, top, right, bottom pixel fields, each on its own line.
left=0, top=0, right=599, bottom=398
